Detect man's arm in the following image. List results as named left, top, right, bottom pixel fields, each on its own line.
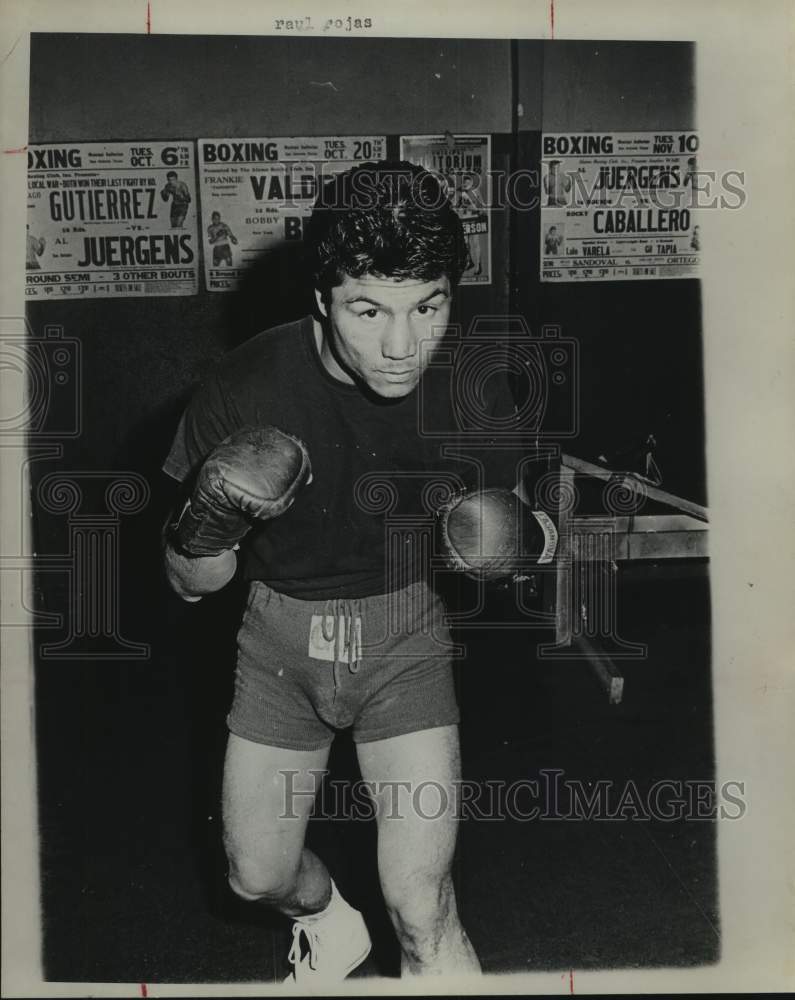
left=162, top=507, right=237, bottom=602
left=161, top=370, right=243, bottom=601
left=452, top=381, right=559, bottom=574
left=161, top=426, right=311, bottom=601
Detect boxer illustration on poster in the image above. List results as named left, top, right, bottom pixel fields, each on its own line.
left=400, top=133, right=492, bottom=285
left=161, top=171, right=192, bottom=228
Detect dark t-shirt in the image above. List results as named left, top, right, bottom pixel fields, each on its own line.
left=163, top=315, right=536, bottom=599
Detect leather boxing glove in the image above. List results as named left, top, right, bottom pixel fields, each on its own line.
left=437, top=487, right=558, bottom=581
left=169, top=426, right=311, bottom=557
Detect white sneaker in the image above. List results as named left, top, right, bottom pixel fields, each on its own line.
left=284, top=881, right=371, bottom=986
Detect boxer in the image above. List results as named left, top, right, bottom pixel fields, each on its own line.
left=160, top=170, right=191, bottom=229
left=162, top=161, right=557, bottom=984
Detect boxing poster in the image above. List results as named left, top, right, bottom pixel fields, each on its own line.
left=540, top=131, right=702, bottom=282
left=197, top=135, right=386, bottom=291
left=399, top=133, right=492, bottom=285
left=25, top=142, right=199, bottom=298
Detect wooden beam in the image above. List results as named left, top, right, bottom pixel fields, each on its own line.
left=626, top=530, right=708, bottom=560
left=575, top=514, right=708, bottom=534
left=568, top=516, right=709, bottom=560
left=554, top=463, right=575, bottom=645
left=561, top=453, right=709, bottom=523
left=573, top=633, right=625, bottom=704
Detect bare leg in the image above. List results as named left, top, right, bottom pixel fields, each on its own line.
left=222, top=733, right=331, bottom=916
left=356, top=725, right=481, bottom=977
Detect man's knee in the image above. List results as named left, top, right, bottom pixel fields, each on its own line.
left=224, top=824, right=300, bottom=904
left=383, top=872, right=455, bottom=946
left=226, top=854, right=299, bottom=903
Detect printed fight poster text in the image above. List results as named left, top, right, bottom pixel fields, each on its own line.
left=26, top=143, right=199, bottom=298
left=198, top=136, right=386, bottom=291
left=540, top=131, right=701, bottom=282
left=400, top=134, right=492, bottom=285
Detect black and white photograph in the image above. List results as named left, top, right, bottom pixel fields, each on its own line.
left=1, top=1, right=793, bottom=997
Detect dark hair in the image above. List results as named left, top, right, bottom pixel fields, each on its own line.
left=167, top=171, right=178, bottom=179
left=305, top=160, right=469, bottom=297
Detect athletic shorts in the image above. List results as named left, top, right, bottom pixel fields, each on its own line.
left=212, top=244, right=233, bottom=266
left=227, top=579, right=459, bottom=750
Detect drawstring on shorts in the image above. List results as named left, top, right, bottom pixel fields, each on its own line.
left=321, top=599, right=363, bottom=700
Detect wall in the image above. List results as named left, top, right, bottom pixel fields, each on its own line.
left=26, top=33, right=703, bottom=651
left=518, top=40, right=703, bottom=504
left=28, top=33, right=519, bottom=478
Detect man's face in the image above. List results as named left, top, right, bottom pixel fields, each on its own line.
left=316, top=273, right=452, bottom=399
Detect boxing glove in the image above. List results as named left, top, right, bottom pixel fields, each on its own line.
left=437, top=487, right=558, bottom=580
left=169, top=426, right=311, bottom=557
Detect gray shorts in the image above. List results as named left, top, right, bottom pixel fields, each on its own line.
left=227, top=579, right=460, bottom=750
